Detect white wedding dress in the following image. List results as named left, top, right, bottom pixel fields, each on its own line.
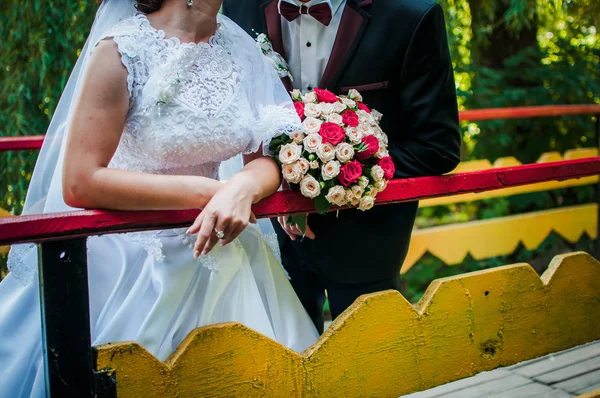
left=0, top=13, right=318, bottom=398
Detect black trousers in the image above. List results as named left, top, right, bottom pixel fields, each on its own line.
left=272, top=202, right=417, bottom=334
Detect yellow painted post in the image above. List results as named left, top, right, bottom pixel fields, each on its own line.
left=578, top=389, right=600, bottom=398
left=95, top=252, right=600, bottom=398
left=0, top=208, right=11, bottom=254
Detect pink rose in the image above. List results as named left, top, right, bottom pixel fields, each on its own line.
left=294, top=101, right=305, bottom=119
left=314, top=88, right=338, bottom=104
left=378, top=156, right=396, bottom=180
left=338, top=160, right=363, bottom=187
left=356, top=135, right=380, bottom=161
left=341, top=110, right=360, bottom=128
left=357, top=102, right=371, bottom=113
left=319, top=122, right=346, bottom=146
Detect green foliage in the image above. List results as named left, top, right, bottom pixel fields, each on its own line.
left=0, top=1, right=96, bottom=215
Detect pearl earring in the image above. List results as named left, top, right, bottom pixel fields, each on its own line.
left=187, top=0, right=193, bottom=6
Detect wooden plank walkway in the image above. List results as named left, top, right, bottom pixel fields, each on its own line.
left=402, top=340, right=600, bottom=398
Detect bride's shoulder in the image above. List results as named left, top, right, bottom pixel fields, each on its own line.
left=102, top=13, right=157, bottom=44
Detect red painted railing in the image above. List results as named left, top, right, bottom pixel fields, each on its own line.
left=459, top=104, right=600, bottom=122
left=1, top=157, right=599, bottom=246
left=1, top=104, right=599, bottom=152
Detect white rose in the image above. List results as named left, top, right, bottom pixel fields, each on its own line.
left=321, top=160, right=341, bottom=181
left=335, top=142, right=355, bottom=163
left=279, top=143, right=302, bottom=164
left=351, top=185, right=364, bottom=198
left=302, top=117, right=322, bottom=134
left=291, top=89, right=303, bottom=102
left=303, top=133, right=322, bottom=153
left=316, top=143, right=336, bottom=162
left=318, top=103, right=335, bottom=115
left=371, top=109, right=383, bottom=122
left=375, top=145, right=389, bottom=159
left=345, top=189, right=361, bottom=206
left=357, top=110, right=375, bottom=125
left=347, top=89, right=363, bottom=102
left=282, top=162, right=304, bottom=184
left=333, top=102, right=347, bottom=114
left=358, top=176, right=369, bottom=189
left=357, top=123, right=374, bottom=137
left=309, top=160, right=320, bottom=169
left=371, top=165, right=385, bottom=181
left=374, top=127, right=389, bottom=146
left=290, top=131, right=305, bottom=144
left=358, top=196, right=375, bottom=211
left=298, top=158, right=310, bottom=174
left=327, top=113, right=343, bottom=125
left=304, top=103, right=322, bottom=118
left=325, top=186, right=346, bottom=207
left=303, top=92, right=317, bottom=103
left=375, top=179, right=388, bottom=190
left=346, top=127, right=363, bottom=144
left=341, top=97, right=356, bottom=108
left=366, top=186, right=380, bottom=197
left=300, top=175, right=321, bottom=199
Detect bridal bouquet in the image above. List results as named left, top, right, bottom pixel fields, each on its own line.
left=269, top=88, right=395, bottom=230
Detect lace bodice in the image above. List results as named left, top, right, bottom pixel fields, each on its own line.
left=104, top=14, right=298, bottom=178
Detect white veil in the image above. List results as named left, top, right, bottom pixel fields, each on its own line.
left=8, top=0, right=139, bottom=285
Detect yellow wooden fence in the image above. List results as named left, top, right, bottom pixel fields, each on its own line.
left=96, top=252, right=600, bottom=397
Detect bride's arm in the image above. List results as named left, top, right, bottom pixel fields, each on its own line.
left=62, top=40, right=222, bottom=211
left=186, top=150, right=281, bottom=257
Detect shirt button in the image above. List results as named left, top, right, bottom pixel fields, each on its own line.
left=306, top=42, right=312, bottom=47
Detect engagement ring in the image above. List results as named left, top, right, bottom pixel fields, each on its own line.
left=215, top=229, right=225, bottom=240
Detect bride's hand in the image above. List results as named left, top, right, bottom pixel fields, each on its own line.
left=186, top=178, right=258, bottom=258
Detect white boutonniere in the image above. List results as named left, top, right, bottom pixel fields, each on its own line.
left=254, top=32, right=294, bottom=82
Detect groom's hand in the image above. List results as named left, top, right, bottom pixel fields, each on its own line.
left=277, top=216, right=316, bottom=241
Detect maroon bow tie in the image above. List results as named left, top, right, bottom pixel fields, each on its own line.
left=280, top=2, right=333, bottom=26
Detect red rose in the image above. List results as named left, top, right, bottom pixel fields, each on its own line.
left=338, top=160, right=363, bottom=187
left=319, top=122, right=346, bottom=146
left=294, top=101, right=305, bottom=119
left=314, top=88, right=338, bottom=104
left=356, top=135, right=380, bottom=160
left=341, top=110, right=360, bottom=127
left=357, top=102, right=371, bottom=113
left=378, top=156, right=396, bottom=179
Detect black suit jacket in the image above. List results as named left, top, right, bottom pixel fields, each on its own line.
left=223, top=0, right=461, bottom=283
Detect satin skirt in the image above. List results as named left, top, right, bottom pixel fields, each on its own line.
left=0, top=225, right=319, bottom=397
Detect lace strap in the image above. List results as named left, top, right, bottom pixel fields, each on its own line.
left=97, top=14, right=157, bottom=99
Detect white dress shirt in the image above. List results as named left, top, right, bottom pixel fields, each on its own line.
left=279, top=0, right=347, bottom=91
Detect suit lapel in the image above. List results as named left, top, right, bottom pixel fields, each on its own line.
left=320, top=1, right=371, bottom=90
left=262, top=0, right=294, bottom=92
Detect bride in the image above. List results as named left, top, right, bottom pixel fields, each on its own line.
left=0, top=0, right=319, bottom=395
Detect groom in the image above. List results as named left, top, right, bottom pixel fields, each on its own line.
left=223, top=0, right=461, bottom=333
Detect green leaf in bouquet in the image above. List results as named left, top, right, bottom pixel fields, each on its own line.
left=287, top=214, right=307, bottom=235
left=314, top=194, right=331, bottom=215
left=281, top=134, right=292, bottom=144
